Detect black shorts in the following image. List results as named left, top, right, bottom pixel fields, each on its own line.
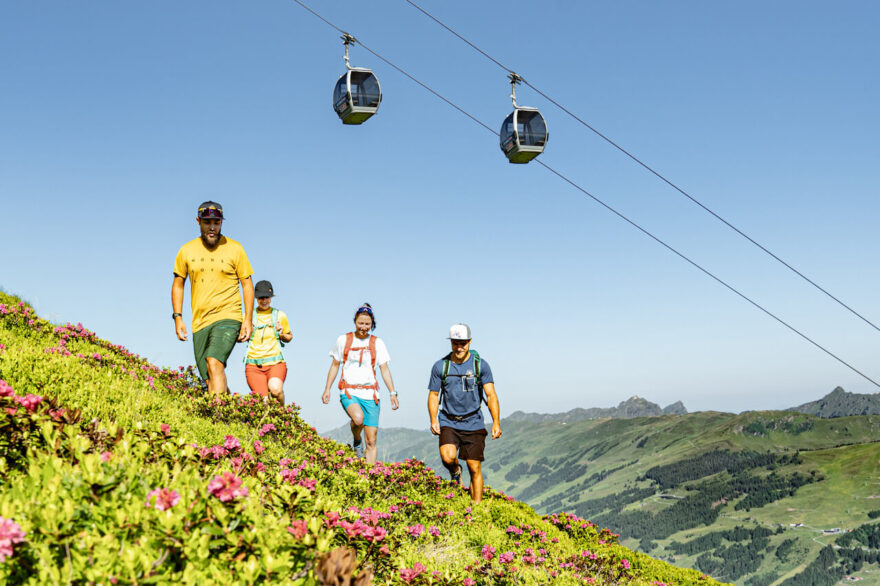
left=439, top=426, right=488, bottom=462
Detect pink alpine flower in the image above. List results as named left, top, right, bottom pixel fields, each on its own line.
left=14, top=394, right=43, bottom=411
left=280, top=468, right=299, bottom=483
left=463, top=580, right=476, bottom=586
left=481, top=544, right=496, bottom=560
left=223, top=435, right=241, bottom=451
left=0, top=517, right=26, bottom=562
left=253, top=439, right=265, bottom=455
left=100, top=451, right=112, bottom=462
left=258, top=423, right=276, bottom=437
left=499, top=551, right=515, bottom=564
left=428, top=525, right=440, bottom=537
left=406, top=524, right=424, bottom=537
left=145, top=488, right=181, bottom=511
left=298, top=478, right=317, bottom=491
left=620, top=559, right=631, bottom=570
left=399, top=562, right=427, bottom=584
left=324, top=511, right=341, bottom=527
left=207, top=472, right=249, bottom=502
left=0, top=380, right=13, bottom=397
left=287, top=520, right=308, bottom=539
left=160, top=424, right=171, bottom=435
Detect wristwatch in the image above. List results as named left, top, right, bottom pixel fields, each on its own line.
left=172, top=312, right=183, bottom=319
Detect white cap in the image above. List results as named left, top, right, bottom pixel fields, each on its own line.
left=448, top=323, right=472, bottom=340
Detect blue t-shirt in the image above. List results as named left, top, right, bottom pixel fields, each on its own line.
left=428, top=353, right=494, bottom=431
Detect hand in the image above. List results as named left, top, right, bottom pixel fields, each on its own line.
left=175, top=319, right=188, bottom=341
left=390, top=394, right=399, bottom=410
left=238, top=320, right=253, bottom=342
left=430, top=420, right=441, bottom=435
left=276, top=323, right=284, bottom=333
left=491, top=422, right=502, bottom=439
left=321, top=390, right=331, bottom=404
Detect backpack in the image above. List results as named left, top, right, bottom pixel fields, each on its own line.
left=338, top=332, right=380, bottom=404
left=245, top=308, right=286, bottom=365
left=439, top=350, right=486, bottom=421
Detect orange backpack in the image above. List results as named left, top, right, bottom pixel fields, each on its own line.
left=338, top=332, right=380, bottom=404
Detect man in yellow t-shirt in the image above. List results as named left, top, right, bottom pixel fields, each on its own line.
left=245, top=280, right=293, bottom=404
left=171, top=201, right=254, bottom=396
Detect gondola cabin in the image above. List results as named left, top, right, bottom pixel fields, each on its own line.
left=499, top=107, right=548, bottom=164
left=333, top=68, right=382, bottom=125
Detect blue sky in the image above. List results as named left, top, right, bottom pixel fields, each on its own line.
left=2, top=1, right=879, bottom=433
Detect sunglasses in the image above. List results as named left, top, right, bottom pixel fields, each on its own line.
left=451, top=339, right=470, bottom=345
left=356, top=306, right=374, bottom=316
left=198, top=206, right=223, bottom=219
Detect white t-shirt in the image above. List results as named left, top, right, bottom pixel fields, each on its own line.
left=330, top=333, right=390, bottom=400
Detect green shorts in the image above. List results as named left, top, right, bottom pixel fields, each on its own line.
left=192, top=319, right=241, bottom=381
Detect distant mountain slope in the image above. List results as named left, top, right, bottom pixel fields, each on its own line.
left=327, top=407, right=880, bottom=584
left=507, top=396, right=688, bottom=423
left=789, top=386, right=880, bottom=418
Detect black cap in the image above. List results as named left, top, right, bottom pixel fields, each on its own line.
left=254, top=280, right=274, bottom=298
left=197, top=201, right=224, bottom=219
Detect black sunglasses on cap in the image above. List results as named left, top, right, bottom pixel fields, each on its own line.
left=198, top=202, right=224, bottom=219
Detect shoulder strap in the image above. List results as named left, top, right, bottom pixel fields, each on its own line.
left=244, top=308, right=260, bottom=362
left=272, top=308, right=286, bottom=347
left=467, top=350, right=487, bottom=406
left=342, top=332, right=354, bottom=364
left=439, top=353, right=452, bottom=406
left=248, top=308, right=259, bottom=341
left=441, top=353, right=452, bottom=383
left=368, top=335, right=377, bottom=370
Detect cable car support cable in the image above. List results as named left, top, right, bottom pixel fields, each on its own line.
left=291, top=0, right=880, bottom=389
left=403, top=0, right=880, bottom=336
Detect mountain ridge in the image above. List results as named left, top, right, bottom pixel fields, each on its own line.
left=507, top=396, right=688, bottom=423
left=789, top=385, right=880, bottom=418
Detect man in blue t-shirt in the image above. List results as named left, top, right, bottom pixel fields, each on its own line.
left=428, top=323, right=502, bottom=502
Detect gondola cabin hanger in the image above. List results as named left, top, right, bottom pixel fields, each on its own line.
left=332, top=33, right=382, bottom=125
left=499, top=73, right=548, bottom=164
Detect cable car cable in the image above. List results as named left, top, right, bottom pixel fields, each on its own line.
left=403, top=0, right=880, bottom=336
left=536, top=158, right=880, bottom=389
left=291, top=0, right=880, bottom=389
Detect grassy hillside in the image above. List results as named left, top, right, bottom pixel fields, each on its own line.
left=355, top=409, right=880, bottom=584
left=0, top=291, right=716, bottom=585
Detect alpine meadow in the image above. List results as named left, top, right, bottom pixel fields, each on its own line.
left=0, top=292, right=716, bottom=583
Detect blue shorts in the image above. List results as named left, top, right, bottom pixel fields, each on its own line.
left=340, top=395, right=380, bottom=427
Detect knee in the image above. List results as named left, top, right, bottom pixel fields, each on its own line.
left=350, top=414, right=364, bottom=427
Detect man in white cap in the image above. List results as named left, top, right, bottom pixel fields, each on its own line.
left=428, top=323, right=501, bottom=502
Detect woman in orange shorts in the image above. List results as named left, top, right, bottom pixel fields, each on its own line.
left=245, top=280, right=292, bottom=404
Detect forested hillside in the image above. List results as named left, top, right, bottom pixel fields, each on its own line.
left=346, top=407, right=880, bottom=584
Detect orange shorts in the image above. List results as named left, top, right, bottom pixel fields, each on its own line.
left=245, top=362, right=288, bottom=397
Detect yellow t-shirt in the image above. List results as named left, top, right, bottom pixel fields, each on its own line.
left=173, top=236, right=253, bottom=332
left=246, top=308, right=291, bottom=364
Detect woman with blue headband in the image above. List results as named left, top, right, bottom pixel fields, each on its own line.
left=322, top=303, right=399, bottom=463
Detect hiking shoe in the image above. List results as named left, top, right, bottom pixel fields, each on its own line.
left=352, top=442, right=365, bottom=459
left=450, top=465, right=462, bottom=485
